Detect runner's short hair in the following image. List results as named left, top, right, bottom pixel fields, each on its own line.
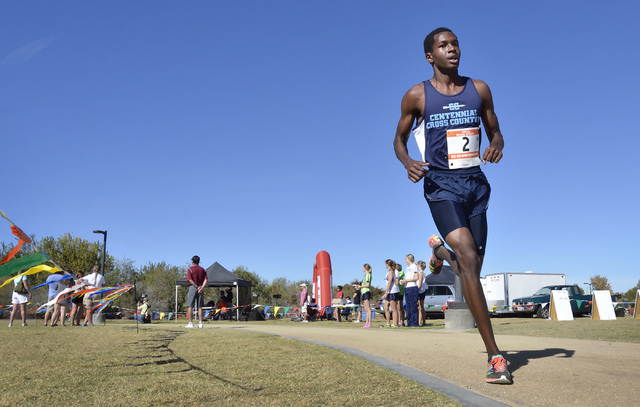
left=191, top=255, right=200, bottom=264
left=424, top=27, right=453, bottom=54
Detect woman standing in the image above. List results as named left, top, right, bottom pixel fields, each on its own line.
left=401, top=254, right=420, bottom=327
left=8, top=275, right=30, bottom=327
left=69, top=271, right=85, bottom=326
left=395, top=263, right=406, bottom=327
left=382, top=259, right=400, bottom=328
left=417, top=260, right=428, bottom=326
left=354, top=264, right=372, bottom=328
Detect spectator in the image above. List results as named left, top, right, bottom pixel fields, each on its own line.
left=396, top=263, right=406, bottom=326
left=342, top=296, right=353, bottom=321
left=355, top=264, right=373, bottom=328
left=417, top=260, right=428, bottom=326
left=215, top=289, right=233, bottom=320
left=335, top=285, right=344, bottom=322
left=186, top=255, right=208, bottom=328
left=51, top=275, right=71, bottom=327
left=69, top=271, right=85, bottom=326
left=82, top=265, right=106, bottom=327
left=44, top=271, right=64, bottom=326
left=8, top=275, right=30, bottom=327
left=400, top=254, right=420, bottom=327
left=137, top=297, right=151, bottom=323
left=382, top=259, right=400, bottom=328
left=300, top=283, right=309, bottom=323
left=352, top=281, right=361, bottom=323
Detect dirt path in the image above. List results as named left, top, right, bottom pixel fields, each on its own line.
left=237, top=324, right=640, bottom=406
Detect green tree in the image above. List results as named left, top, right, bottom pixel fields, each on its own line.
left=110, top=257, right=139, bottom=284
left=590, top=274, right=612, bottom=292
left=233, top=266, right=268, bottom=305
left=622, top=279, right=640, bottom=302
left=39, top=233, right=114, bottom=277
left=109, top=257, right=139, bottom=310
left=269, top=277, right=290, bottom=306
left=139, top=261, right=185, bottom=313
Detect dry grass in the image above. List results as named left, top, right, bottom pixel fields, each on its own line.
left=488, top=315, right=640, bottom=343
left=1, top=322, right=460, bottom=407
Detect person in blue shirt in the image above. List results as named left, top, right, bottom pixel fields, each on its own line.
left=44, top=271, right=64, bottom=326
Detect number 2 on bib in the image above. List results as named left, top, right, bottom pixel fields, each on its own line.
left=446, top=127, right=481, bottom=169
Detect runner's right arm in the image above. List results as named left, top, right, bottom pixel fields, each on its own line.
left=394, top=84, right=429, bottom=183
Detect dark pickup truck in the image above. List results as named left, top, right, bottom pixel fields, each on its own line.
left=511, top=285, right=612, bottom=318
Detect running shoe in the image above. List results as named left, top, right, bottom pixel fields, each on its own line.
left=185, top=322, right=194, bottom=328
left=429, top=254, right=443, bottom=274
left=485, top=354, right=513, bottom=384
left=198, top=321, right=203, bottom=328
left=428, top=234, right=445, bottom=274
left=22, top=323, right=28, bottom=327
left=361, top=323, right=371, bottom=328
left=7, top=323, right=12, bottom=327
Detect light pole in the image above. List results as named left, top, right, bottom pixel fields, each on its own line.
left=93, top=230, right=107, bottom=276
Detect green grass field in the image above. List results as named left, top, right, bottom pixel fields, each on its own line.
left=2, top=315, right=637, bottom=406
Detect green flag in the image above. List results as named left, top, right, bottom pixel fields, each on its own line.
left=0, top=252, right=50, bottom=279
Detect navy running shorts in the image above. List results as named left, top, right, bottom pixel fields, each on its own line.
left=424, top=166, right=490, bottom=256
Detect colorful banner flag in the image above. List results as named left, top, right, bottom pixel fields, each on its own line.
left=0, top=252, right=51, bottom=279
left=29, top=274, right=72, bottom=291
left=0, top=225, right=33, bottom=265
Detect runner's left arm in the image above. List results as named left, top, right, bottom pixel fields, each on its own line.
left=473, top=79, right=504, bottom=164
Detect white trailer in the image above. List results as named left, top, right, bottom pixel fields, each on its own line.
left=481, top=272, right=566, bottom=314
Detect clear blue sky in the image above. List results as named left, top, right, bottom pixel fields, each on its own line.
left=2, top=1, right=638, bottom=293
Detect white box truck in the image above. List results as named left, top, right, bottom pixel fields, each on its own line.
left=481, top=272, right=566, bottom=314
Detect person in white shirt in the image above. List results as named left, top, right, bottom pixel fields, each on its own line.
left=400, top=254, right=420, bottom=327
left=82, top=265, right=106, bottom=326
left=416, top=260, right=428, bottom=326
left=382, top=259, right=400, bottom=327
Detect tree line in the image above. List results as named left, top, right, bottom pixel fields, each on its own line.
left=1, top=233, right=635, bottom=314
left=0, top=233, right=385, bottom=313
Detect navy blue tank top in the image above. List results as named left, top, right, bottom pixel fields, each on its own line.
left=413, top=77, right=483, bottom=170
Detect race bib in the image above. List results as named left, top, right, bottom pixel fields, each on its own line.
left=447, top=127, right=481, bottom=169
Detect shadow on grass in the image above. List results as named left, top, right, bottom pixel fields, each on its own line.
left=505, top=348, right=575, bottom=374
left=115, top=330, right=263, bottom=392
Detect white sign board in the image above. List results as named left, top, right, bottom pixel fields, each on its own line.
left=592, top=290, right=616, bottom=320
left=635, top=290, right=639, bottom=319
left=549, top=290, right=573, bottom=321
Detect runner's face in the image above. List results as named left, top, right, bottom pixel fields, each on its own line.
left=426, top=31, right=460, bottom=69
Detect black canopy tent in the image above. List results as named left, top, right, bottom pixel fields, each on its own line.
left=424, top=265, right=455, bottom=285
left=175, top=262, right=252, bottom=320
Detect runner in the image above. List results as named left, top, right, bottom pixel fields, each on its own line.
left=393, top=27, right=512, bottom=384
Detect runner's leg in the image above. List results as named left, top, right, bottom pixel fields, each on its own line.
left=443, top=227, right=499, bottom=357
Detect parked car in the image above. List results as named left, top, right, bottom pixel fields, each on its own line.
left=423, top=283, right=456, bottom=316
left=374, top=284, right=456, bottom=317
left=512, top=285, right=598, bottom=318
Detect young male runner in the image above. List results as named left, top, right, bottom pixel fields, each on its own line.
left=393, top=27, right=512, bottom=384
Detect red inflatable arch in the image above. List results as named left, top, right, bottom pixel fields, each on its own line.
left=313, top=251, right=333, bottom=308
